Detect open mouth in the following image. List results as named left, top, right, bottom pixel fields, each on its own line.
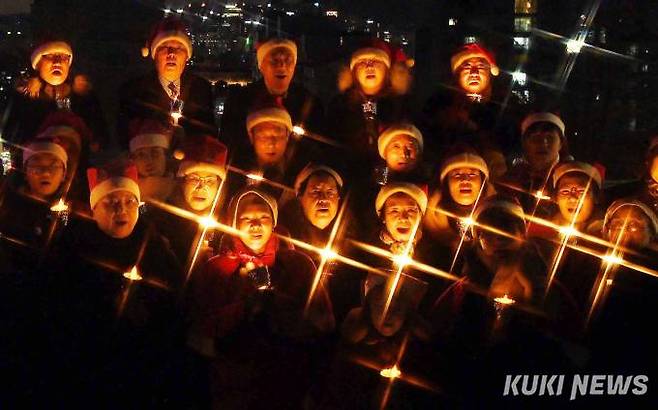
left=39, top=180, right=52, bottom=187
left=396, top=226, right=410, bottom=235
left=114, top=220, right=128, bottom=227
left=459, top=186, right=473, bottom=194
left=51, top=68, right=63, bottom=76
left=275, top=73, right=287, bottom=80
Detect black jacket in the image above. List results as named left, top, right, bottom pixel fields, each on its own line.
left=118, top=71, right=216, bottom=148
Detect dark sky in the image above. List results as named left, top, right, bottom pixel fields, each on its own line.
left=0, top=0, right=31, bottom=15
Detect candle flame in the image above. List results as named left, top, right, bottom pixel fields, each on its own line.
left=380, top=365, right=402, bottom=379
left=292, top=125, right=306, bottom=135
left=602, top=253, right=623, bottom=266
left=50, top=199, right=69, bottom=212
left=123, top=266, right=143, bottom=281
left=534, top=190, right=551, bottom=201
left=392, top=254, right=413, bottom=269
left=198, top=216, right=219, bottom=229
left=246, top=173, right=264, bottom=181
left=494, top=294, right=516, bottom=305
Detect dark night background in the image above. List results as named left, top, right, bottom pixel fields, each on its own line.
left=2, top=0, right=658, bottom=179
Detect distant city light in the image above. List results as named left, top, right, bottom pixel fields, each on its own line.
left=566, top=38, right=585, bottom=54
left=286, top=11, right=295, bottom=16
left=326, top=10, right=338, bottom=17
left=448, top=18, right=457, bottom=26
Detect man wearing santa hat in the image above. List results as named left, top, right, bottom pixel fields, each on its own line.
left=118, top=17, right=215, bottom=147
left=221, top=37, right=324, bottom=167
left=5, top=37, right=108, bottom=150
left=40, top=160, right=182, bottom=407
left=421, top=42, right=512, bottom=180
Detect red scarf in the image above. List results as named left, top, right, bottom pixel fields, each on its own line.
left=213, top=235, right=278, bottom=276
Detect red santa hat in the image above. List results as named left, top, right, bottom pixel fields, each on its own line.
left=246, top=107, right=293, bottom=139
left=439, top=152, right=489, bottom=183
left=375, top=182, right=428, bottom=217
left=128, top=119, right=172, bottom=153
left=31, top=39, right=73, bottom=70
left=256, top=38, right=297, bottom=69
left=228, top=188, right=279, bottom=228
left=473, top=195, right=525, bottom=223
left=521, top=112, right=566, bottom=137
left=377, top=123, right=424, bottom=159
left=23, top=139, right=68, bottom=169
left=176, top=135, right=228, bottom=180
left=142, top=17, right=192, bottom=59
left=552, top=161, right=603, bottom=190
left=294, top=163, right=344, bottom=195
left=451, top=43, right=499, bottom=76
left=36, top=111, right=93, bottom=150
left=604, top=199, right=658, bottom=235
left=87, top=162, right=140, bottom=209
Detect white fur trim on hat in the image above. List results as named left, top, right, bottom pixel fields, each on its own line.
left=177, top=161, right=226, bottom=180
left=451, top=49, right=499, bottom=76
left=377, top=123, right=423, bottom=159
left=440, top=153, right=489, bottom=183
left=129, top=133, right=170, bottom=153
left=90, top=177, right=141, bottom=209
left=473, top=198, right=525, bottom=222
left=294, top=164, right=344, bottom=195
left=246, top=107, right=293, bottom=137
left=23, top=142, right=68, bottom=169
left=521, top=112, right=566, bottom=137
left=375, top=183, right=428, bottom=217
left=604, top=199, right=658, bottom=235
left=230, top=189, right=278, bottom=228
left=256, top=39, right=297, bottom=69
left=37, top=125, right=82, bottom=147
left=350, top=47, right=391, bottom=70
left=31, top=41, right=73, bottom=69
left=552, top=161, right=602, bottom=190
left=151, top=31, right=192, bottom=60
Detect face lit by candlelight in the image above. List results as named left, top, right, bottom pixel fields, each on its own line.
left=447, top=167, right=483, bottom=206
left=236, top=194, right=274, bottom=254
left=38, top=53, right=71, bottom=86
left=155, top=40, right=188, bottom=82
left=92, top=191, right=139, bottom=239
left=555, top=174, right=595, bottom=224
left=456, top=57, right=491, bottom=95
left=369, top=287, right=407, bottom=337
left=182, top=171, right=220, bottom=212
left=25, top=153, right=66, bottom=199
left=300, top=173, right=340, bottom=230
left=523, top=123, right=562, bottom=173
left=384, top=134, right=419, bottom=173
left=251, top=122, right=289, bottom=166
left=260, top=47, right=295, bottom=96
left=354, top=58, right=388, bottom=96
left=132, top=146, right=167, bottom=178
left=606, top=207, right=653, bottom=249
left=383, top=193, right=421, bottom=243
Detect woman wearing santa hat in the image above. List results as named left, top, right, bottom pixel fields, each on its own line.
left=41, top=161, right=182, bottom=407
left=5, top=37, right=108, bottom=150
left=326, top=38, right=415, bottom=179
left=186, top=187, right=334, bottom=409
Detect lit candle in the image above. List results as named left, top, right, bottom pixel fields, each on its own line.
left=123, top=266, right=143, bottom=281
left=50, top=198, right=69, bottom=213
left=380, top=364, right=402, bottom=379
left=170, top=98, right=184, bottom=126
left=292, top=125, right=305, bottom=136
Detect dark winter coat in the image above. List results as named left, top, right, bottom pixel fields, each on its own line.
left=42, top=218, right=183, bottom=407
left=4, top=75, right=108, bottom=149
left=118, top=71, right=216, bottom=148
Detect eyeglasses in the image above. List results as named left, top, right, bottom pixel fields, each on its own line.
left=608, top=220, right=646, bottom=233
left=99, top=196, right=139, bottom=210
left=27, top=164, right=65, bottom=175
left=185, top=175, right=219, bottom=187
left=558, top=187, right=587, bottom=197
